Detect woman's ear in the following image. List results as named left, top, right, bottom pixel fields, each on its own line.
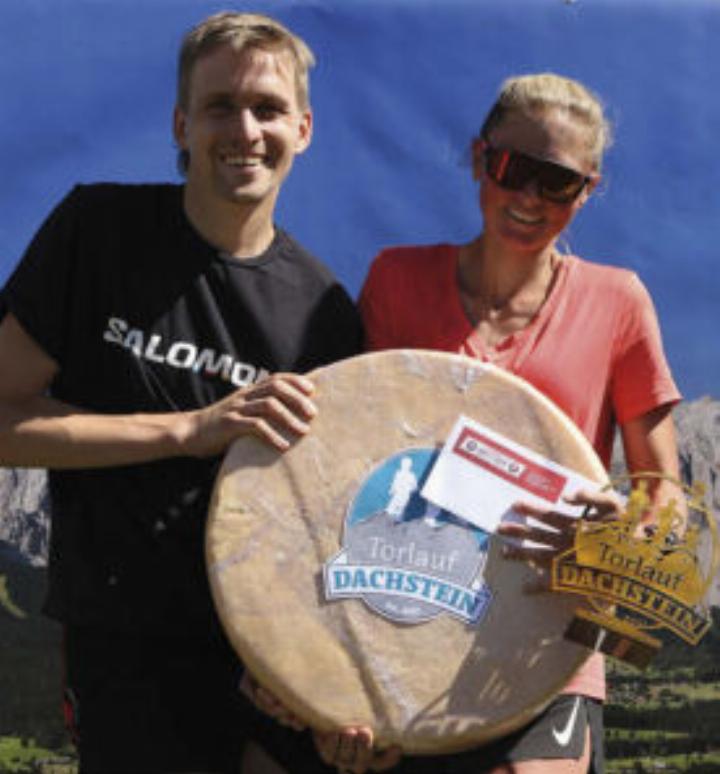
left=577, top=174, right=601, bottom=207
left=471, top=139, right=485, bottom=181
left=586, top=173, right=600, bottom=195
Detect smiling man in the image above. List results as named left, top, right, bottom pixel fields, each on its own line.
left=175, top=26, right=313, bottom=254
left=0, top=12, right=361, bottom=773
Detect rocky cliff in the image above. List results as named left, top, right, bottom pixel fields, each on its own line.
left=674, top=397, right=720, bottom=604
left=0, top=467, right=49, bottom=568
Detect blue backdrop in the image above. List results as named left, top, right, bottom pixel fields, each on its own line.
left=1, top=0, right=718, bottom=399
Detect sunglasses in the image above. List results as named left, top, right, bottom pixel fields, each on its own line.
left=481, top=142, right=598, bottom=204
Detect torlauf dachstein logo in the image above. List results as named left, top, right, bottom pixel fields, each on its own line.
left=323, top=448, right=493, bottom=625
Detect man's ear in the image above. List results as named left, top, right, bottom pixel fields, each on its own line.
left=295, top=108, right=313, bottom=155
left=173, top=106, right=188, bottom=150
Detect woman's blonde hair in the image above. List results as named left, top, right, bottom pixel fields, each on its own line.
left=480, top=73, right=612, bottom=169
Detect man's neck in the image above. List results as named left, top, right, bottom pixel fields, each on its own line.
left=182, top=186, right=277, bottom=259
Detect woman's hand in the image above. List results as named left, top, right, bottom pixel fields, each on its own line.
left=497, top=488, right=622, bottom=588
left=313, top=726, right=402, bottom=773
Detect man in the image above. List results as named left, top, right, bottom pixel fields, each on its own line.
left=0, top=12, right=361, bottom=773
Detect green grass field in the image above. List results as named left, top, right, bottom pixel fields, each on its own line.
left=0, top=737, right=76, bottom=774
left=605, top=651, right=720, bottom=772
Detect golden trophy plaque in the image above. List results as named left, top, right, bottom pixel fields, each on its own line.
left=552, top=473, right=719, bottom=669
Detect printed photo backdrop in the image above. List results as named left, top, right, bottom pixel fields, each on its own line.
left=1, top=0, right=719, bottom=769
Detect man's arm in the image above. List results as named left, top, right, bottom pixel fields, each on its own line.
left=0, top=313, right=317, bottom=469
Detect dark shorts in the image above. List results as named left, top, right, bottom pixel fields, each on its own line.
left=63, top=626, right=603, bottom=774
left=63, top=624, right=296, bottom=774
left=258, top=694, right=604, bottom=774
left=387, top=694, right=604, bottom=774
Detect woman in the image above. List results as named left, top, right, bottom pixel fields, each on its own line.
left=316, top=73, right=681, bottom=774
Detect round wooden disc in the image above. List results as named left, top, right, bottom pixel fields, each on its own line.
left=206, top=350, right=608, bottom=754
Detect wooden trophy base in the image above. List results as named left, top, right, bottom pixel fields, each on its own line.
left=566, top=608, right=661, bottom=670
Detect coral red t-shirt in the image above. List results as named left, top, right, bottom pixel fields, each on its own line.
left=359, top=244, right=681, bottom=699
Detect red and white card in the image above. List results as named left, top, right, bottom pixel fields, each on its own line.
left=421, top=415, right=601, bottom=533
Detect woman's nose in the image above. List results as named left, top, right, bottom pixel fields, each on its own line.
left=518, top=177, right=542, bottom=200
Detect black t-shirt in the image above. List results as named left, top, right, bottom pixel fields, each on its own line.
left=1, top=183, right=362, bottom=632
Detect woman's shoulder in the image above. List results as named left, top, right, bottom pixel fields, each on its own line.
left=565, top=254, right=645, bottom=298
left=373, top=243, right=458, bottom=265
left=373, top=242, right=458, bottom=267
left=562, top=257, right=659, bottom=329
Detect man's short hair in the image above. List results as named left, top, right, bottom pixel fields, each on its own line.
left=177, top=11, right=315, bottom=111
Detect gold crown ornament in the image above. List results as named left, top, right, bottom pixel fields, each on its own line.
left=551, top=473, right=719, bottom=669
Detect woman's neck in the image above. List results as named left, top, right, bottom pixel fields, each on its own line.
left=460, top=235, right=557, bottom=305
left=457, top=235, right=561, bottom=336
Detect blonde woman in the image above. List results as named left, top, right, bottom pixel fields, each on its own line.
left=329, top=73, right=681, bottom=774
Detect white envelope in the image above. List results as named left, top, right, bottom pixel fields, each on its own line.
left=421, top=414, right=602, bottom=534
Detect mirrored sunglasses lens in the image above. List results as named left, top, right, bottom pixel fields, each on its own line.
left=502, top=152, right=540, bottom=190
left=484, top=148, right=508, bottom=183
left=484, top=146, right=587, bottom=202
left=537, top=163, right=586, bottom=202
left=485, top=148, right=536, bottom=191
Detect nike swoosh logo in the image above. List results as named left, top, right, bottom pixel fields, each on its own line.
left=552, top=695, right=582, bottom=747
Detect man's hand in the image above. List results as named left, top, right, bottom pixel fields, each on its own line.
left=313, top=726, right=401, bottom=774
left=179, top=373, right=318, bottom=457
